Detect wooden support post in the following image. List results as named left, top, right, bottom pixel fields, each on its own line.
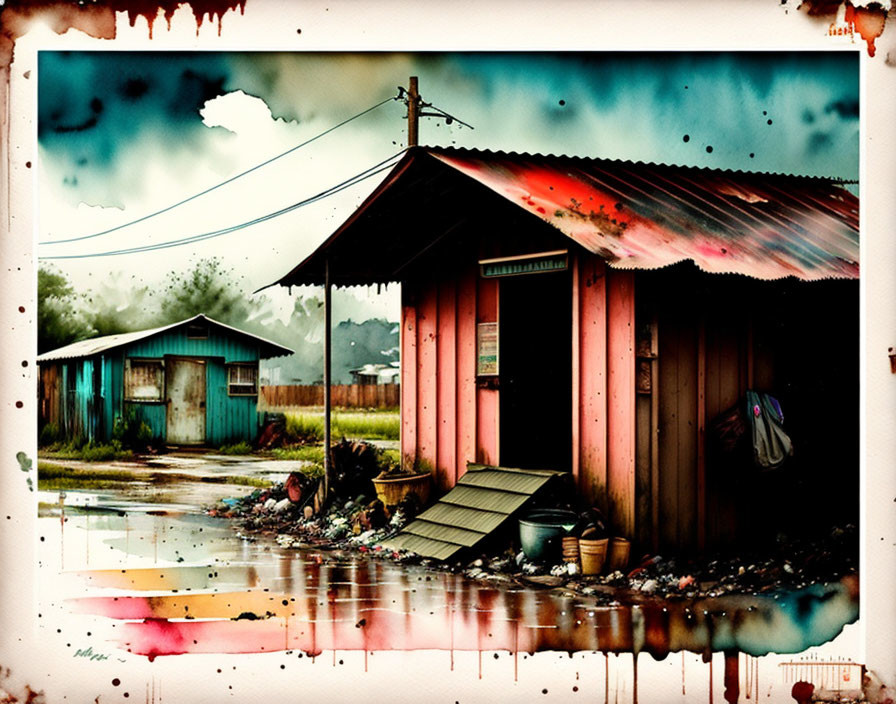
left=319, top=256, right=332, bottom=509
left=571, top=252, right=581, bottom=490
left=697, top=315, right=707, bottom=551
left=649, top=314, right=660, bottom=555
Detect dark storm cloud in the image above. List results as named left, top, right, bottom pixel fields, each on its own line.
left=39, top=50, right=860, bottom=208
left=807, top=130, right=835, bottom=154
left=39, top=51, right=233, bottom=162
left=824, top=97, right=860, bottom=119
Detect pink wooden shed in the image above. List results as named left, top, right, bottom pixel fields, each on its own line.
left=273, top=147, right=859, bottom=555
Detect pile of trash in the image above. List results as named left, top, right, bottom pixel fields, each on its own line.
left=208, top=438, right=857, bottom=603
left=453, top=522, right=859, bottom=603
left=208, top=436, right=425, bottom=557
left=211, top=484, right=425, bottom=558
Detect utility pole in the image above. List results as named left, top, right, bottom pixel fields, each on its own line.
left=401, top=76, right=472, bottom=147
left=407, top=76, right=419, bottom=147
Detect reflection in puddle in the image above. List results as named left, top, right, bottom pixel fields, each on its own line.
left=37, top=492, right=861, bottom=703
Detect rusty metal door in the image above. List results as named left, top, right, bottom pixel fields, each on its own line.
left=166, top=359, right=206, bottom=445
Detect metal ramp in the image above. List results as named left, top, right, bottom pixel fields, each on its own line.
left=380, top=463, right=565, bottom=561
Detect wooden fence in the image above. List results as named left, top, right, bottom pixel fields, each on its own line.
left=260, top=384, right=400, bottom=409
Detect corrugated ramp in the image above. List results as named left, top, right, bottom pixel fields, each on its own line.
left=380, top=464, right=565, bottom=561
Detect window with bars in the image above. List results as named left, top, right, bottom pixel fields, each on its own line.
left=227, top=364, right=258, bottom=396
left=124, top=359, right=164, bottom=401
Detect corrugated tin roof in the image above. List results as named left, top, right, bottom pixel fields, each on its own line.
left=379, top=463, right=565, bottom=561
left=269, top=147, right=858, bottom=289
left=37, top=314, right=293, bottom=363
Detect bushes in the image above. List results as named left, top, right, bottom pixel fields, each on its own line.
left=218, top=441, right=254, bottom=455
left=39, top=423, right=61, bottom=447
left=38, top=408, right=152, bottom=461
left=112, top=408, right=153, bottom=448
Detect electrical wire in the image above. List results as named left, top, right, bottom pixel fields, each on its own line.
left=39, top=94, right=400, bottom=246
left=38, top=151, right=405, bottom=260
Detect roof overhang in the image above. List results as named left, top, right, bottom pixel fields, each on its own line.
left=37, top=314, right=293, bottom=364
left=268, top=146, right=859, bottom=290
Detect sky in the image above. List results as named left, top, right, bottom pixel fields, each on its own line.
left=36, top=51, right=860, bottom=321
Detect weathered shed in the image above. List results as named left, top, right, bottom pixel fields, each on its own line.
left=37, top=314, right=292, bottom=446
left=272, top=146, right=859, bottom=556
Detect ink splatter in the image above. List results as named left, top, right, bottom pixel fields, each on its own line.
left=796, top=0, right=891, bottom=58
left=17, top=451, right=33, bottom=491
left=0, top=1, right=247, bottom=66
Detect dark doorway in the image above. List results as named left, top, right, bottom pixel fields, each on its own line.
left=499, top=271, right=572, bottom=471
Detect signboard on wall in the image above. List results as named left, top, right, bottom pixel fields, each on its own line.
left=477, top=322, right=499, bottom=376
left=479, top=250, right=568, bottom=278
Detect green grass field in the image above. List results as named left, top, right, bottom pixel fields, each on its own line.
left=284, top=410, right=399, bottom=443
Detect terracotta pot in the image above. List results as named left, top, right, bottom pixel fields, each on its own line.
left=561, top=535, right=580, bottom=563
left=606, top=537, right=631, bottom=572
left=371, top=472, right=431, bottom=507
left=578, top=537, right=608, bottom=575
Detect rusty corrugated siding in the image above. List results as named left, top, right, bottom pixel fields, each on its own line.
left=270, top=147, right=858, bottom=288
left=380, top=464, right=563, bottom=561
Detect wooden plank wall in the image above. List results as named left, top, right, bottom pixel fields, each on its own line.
left=573, top=254, right=609, bottom=514
left=401, top=266, right=480, bottom=491
left=606, top=270, right=636, bottom=539
left=401, top=287, right=418, bottom=471
left=646, top=270, right=781, bottom=554
left=573, top=252, right=636, bottom=538
left=475, top=276, right=499, bottom=468
left=657, top=307, right=700, bottom=552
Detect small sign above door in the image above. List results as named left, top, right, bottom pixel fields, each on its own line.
left=479, top=250, right=568, bottom=278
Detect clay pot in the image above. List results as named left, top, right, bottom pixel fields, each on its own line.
left=578, top=537, right=609, bottom=575
left=606, top=537, right=631, bottom=572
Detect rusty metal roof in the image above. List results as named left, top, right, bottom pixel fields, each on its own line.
left=270, top=147, right=858, bottom=288
left=380, top=464, right=564, bottom=561
left=37, top=314, right=293, bottom=363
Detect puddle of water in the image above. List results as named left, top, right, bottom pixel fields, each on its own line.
left=35, top=487, right=862, bottom=703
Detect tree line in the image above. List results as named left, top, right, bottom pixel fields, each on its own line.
left=38, top=258, right=398, bottom=385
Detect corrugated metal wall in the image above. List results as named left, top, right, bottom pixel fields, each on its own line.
left=39, top=359, right=99, bottom=442
left=206, top=361, right=259, bottom=445
left=126, top=327, right=261, bottom=361
left=42, top=326, right=264, bottom=445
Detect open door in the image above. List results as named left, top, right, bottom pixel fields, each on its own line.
left=499, top=270, right=572, bottom=471
left=166, top=358, right=207, bottom=445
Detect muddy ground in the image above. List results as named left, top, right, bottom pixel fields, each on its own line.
left=211, top=478, right=858, bottom=606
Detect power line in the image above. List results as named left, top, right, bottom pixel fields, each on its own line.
left=38, top=151, right=405, bottom=260
left=39, top=94, right=400, bottom=246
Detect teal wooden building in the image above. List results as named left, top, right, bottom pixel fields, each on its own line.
left=37, top=314, right=292, bottom=446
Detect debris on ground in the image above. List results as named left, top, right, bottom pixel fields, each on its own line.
left=207, top=445, right=858, bottom=606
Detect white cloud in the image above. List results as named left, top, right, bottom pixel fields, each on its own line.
left=200, top=90, right=278, bottom=135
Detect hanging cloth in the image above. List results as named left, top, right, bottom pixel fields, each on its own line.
left=746, top=390, right=793, bottom=470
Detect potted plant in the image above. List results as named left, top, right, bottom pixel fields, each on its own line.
left=370, top=460, right=432, bottom=507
